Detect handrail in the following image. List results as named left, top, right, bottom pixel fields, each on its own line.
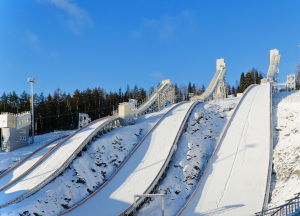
left=119, top=101, right=198, bottom=216
left=58, top=102, right=186, bottom=216
left=0, top=135, right=68, bottom=180
left=177, top=84, right=258, bottom=215
left=255, top=193, right=300, bottom=216
left=0, top=116, right=116, bottom=208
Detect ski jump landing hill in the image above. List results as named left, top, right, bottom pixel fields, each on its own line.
left=0, top=116, right=119, bottom=208
left=59, top=102, right=199, bottom=216
left=178, top=49, right=281, bottom=216
left=0, top=50, right=279, bottom=216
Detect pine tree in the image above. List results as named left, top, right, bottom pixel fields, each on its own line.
left=239, top=72, right=245, bottom=93
left=231, top=86, right=235, bottom=96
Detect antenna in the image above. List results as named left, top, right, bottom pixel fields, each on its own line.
left=28, top=76, right=36, bottom=144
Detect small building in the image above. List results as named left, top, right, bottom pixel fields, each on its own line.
left=78, top=113, right=91, bottom=128
left=0, top=112, right=31, bottom=152
left=118, top=102, right=135, bottom=126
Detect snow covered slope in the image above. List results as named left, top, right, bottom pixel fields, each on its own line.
left=179, top=84, right=271, bottom=216
left=61, top=102, right=193, bottom=216
left=0, top=117, right=113, bottom=208
left=0, top=131, right=74, bottom=175
left=0, top=105, right=177, bottom=216
left=137, top=98, right=239, bottom=216
left=268, top=91, right=300, bottom=208
left=0, top=137, right=66, bottom=191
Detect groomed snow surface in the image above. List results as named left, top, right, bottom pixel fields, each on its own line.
left=137, top=98, right=239, bottom=216
left=180, top=84, right=271, bottom=216
left=0, top=131, right=75, bottom=175
left=62, top=102, right=193, bottom=216
left=0, top=105, right=176, bottom=216
left=0, top=118, right=112, bottom=208
left=268, top=91, right=300, bottom=209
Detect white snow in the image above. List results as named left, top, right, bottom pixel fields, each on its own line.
left=0, top=131, right=74, bottom=175
left=0, top=105, right=176, bottom=216
left=0, top=118, right=111, bottom=206
left=137, top=98, right=239, bottom=216
left=268, top=90, right=300, bottom=209
left=62, top=102, right=193, bottom=216
left=180, top=84, right=271, bottom=216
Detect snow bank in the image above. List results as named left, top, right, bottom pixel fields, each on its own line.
left=0, top=105, right=175, bottom=216
left=269, top=91, right=300, bottom=208
left=137, top=98, right=239, bottom=216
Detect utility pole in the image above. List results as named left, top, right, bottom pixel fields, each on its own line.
left=27, top=77, right=36, bottom=144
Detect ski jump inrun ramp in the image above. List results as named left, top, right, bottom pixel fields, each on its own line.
left=178, top=83, right=271, bottom=216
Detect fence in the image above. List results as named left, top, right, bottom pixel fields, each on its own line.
left=255, top=192, right=300, bottom=216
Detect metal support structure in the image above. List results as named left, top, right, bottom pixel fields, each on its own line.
left=27, top=77, right=36, bottom=144
left=134, top=194, right=165, bottom=216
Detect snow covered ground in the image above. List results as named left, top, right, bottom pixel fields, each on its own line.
left=0, top=105, right=175, bottom=216
left=62, top=102, right=193, bottom=216
left=137, top=97, right=239, bottom=216
left=179, top=84, right=271, bottom=216
left=0, top=118, right=113, bottom=208
left=0, top=131, right=74, bottom=175
left=268, top=90, right=300, bottom=209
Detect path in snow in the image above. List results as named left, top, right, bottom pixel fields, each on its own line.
left=179, top=84, right=271, bottom=216
left=61, top=102, right=193, bottom=216
left=0, top=118, right=112, bottom=207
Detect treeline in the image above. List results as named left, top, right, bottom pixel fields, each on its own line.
left=0, top=85, right=148, bottom=135
left=0, top=68, right=263, bottom=136
left=226, top=68, right=264, bottom=96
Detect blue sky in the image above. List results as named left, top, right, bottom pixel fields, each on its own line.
left=1, top=0, right=300, bottom=97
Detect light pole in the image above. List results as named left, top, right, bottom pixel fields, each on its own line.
left=27, top=77, right=36, bottom=144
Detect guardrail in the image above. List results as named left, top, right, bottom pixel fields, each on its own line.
left=262, top=83, right=273, bottom=211
left=119, top=101, right=199, bottom=216
left=256, top=192, right=300, bottom=216
left=0, top=116, right=118, bottom=208
left=59, top=102, right=187, bottom=216
left=176, top=84, right=258, bottom=215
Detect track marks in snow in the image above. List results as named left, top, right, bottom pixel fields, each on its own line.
left=216, top=86, right=259, bottom=209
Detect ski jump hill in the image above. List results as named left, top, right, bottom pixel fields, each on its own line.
left=0, top=50, right=280, bottom=216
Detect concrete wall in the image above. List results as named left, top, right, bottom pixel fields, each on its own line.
left=1, top=125, right=30, bottom=152
left=216, top=58, right=226, bottom=71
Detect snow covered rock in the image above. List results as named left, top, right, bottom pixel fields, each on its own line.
left=269, top=91, right=300, bottom=208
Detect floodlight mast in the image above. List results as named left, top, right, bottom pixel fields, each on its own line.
left=27, top=77, right=36, bottom=144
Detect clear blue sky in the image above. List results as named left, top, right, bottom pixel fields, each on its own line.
left=1, top=0, right=300, bottom=97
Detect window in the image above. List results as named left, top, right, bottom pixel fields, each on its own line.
left=19, top=136, right=26, bottom=141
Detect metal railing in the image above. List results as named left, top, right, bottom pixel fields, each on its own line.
left=255, top=192, right=300, bottom=216
left=262, top=82, right=274, bottom=211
